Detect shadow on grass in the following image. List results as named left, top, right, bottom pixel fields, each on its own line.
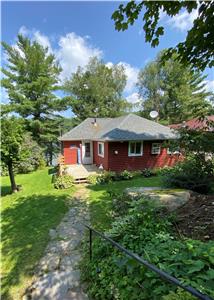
left=1, top=186, right=12, bottom=196
left=1, top=193, right=68, bottom=300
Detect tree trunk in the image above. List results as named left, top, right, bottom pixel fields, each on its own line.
left=8, top=161, right=18, bottom=193
left=49, top=142, right=53, bottom=166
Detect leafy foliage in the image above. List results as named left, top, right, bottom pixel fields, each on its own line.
left=81, top=197, right=214, bottom=299
left=87, top=174, right=99, bottom=185
left=112, top=1, right=214, bottom=70
left=137, top=51, right=213, bottom=123
left=160, top=155, right=214, bottom=194
left=120, top=170, right=134, bottom=180
left=54, top=175, right=74, bottom=189
left=63, top=57, right=131, bottom=121
left=97, top=171, right=117, bottom=184
left=15, top=132, right=44, bottom=174
left=1, top=117, right=26, bottom=192
left=141, top=168, right=153, bottom=177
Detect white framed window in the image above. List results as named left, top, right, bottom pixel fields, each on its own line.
left=151, top=143, right=161, bottom=155
left=128, top=141, right=143, bottom=156
left=98, top=142, right=104, bottom=157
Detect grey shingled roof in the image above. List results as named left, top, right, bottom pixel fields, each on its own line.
left=59, top=114, right=177, bottom=141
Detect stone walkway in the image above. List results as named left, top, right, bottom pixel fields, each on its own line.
left=25, top=187, right=90, bottom=300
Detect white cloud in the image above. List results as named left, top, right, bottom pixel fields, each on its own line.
left=34, top=31, right=53, bottom=54
left=56, top=32, right=103, bottom=80
left=168, top=9, right=198, bottom=31
left=16, top=27, right=102, bottom=80
left=18, top=25, right=30, bottom=36
left=118, top=62, right=139, bottom=93
left=126, top=92, right=142, bottom=104
left=203, top=80, right=214, bottom=93
left=1, top=88, right=9, bottom=104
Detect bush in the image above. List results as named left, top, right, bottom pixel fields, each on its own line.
left=97, top=171, right=117, bottom=184
left=108, top=190, right=132, bottom=217
left=54, top=175, right=74, bottom=189
left=38, top=158, right=46, bottom=170
left=81, top=197, right=214, bottom=300
left=120, top=170, right=133, bottom=180
left=160, top=155, right=214, bottom=194
left=141, top=168, right=153, bottom=177
left=87, top=174, right=99, bottom=184
left=16, top=132, right=44, bottom=174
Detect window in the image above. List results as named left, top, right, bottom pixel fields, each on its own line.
left=85, top=142, right=91, bottom=157
left=128, top=141, right=143, bottom=156
left=98, top=142, right=104, bottom=157
left=151, top=143, right=161, bottom=155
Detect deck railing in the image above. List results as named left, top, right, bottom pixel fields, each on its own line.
left=83, top=224, right=212, bottom=300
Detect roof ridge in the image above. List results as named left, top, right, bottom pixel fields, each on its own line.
left=117, top=114, right=132, bottom=129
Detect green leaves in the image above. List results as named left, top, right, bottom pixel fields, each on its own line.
left=112, top=1, right=214, bottom=70
left=63, top=57, right=130, bottom=121
left=137, top=50, right=213, bottom=124
left=81, top=195, right=214, bottom=299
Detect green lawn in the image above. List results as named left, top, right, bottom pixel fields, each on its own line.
left=1, top=168, right=75, bottom=300
left=87, top=176, right=162, bottom=230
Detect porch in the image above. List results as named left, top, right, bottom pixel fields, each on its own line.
left=65, top=164, right=101, bottom=183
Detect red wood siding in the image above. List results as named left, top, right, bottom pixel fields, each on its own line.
left=63, top=141, right=81, bottom=164
left=93, top=141, right=109, bottom=170
left=108, top=141, right=181, bottom=172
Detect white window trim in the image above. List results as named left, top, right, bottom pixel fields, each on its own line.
left=128, top=141, right=143, bottom=157
left=98, top=142, right=104, bottom=158
left=151, top=143, right=161, bottom=155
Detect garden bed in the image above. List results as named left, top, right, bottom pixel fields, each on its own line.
left=175, top=192, right=214, bottom=241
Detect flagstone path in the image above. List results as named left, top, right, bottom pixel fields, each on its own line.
left=25, top=186, right=90, bottom=300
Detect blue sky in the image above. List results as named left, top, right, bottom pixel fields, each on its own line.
left=1, top=1, right=214, bottom=116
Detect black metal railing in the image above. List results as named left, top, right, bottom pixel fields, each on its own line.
left=84, top=224, right=212, bottom=300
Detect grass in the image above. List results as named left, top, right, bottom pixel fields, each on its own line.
left=87, top=175, right=162, bottom=231
left=1, top=168, right=75, bottom=300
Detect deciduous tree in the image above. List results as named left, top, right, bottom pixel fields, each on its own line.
left=63, top=57, right=130, bottom=121
left=112, top=1, right=214, bottom=70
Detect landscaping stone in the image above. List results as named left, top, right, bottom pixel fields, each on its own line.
left=38, top=253, right=60, bottom=273
left=26, top=186, right=90, bottom=300
left=125, top=187, right=190, bottom=211
left=49, top=228, right=57, bottom=239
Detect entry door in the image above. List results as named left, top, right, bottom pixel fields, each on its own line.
left=82, top=141, right=93, bottom=164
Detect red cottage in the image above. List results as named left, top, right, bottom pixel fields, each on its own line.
left=60, top=114, right=180, bottom=172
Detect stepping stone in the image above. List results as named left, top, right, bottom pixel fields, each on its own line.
left=31, top=270, right=80, bottom=300
left=60, top=253, right=81, bottom=271
left=38, top=253, right=60, bottom=273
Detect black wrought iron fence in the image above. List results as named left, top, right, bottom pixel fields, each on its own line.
left=83, top=224, right=213, bottom=300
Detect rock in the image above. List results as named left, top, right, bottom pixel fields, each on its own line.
left=125, top=187, right=190, bottom=211
left=49, top=229, right=57, bottom=239
left=38, top=253, right=60, bottom=273
left=31, top=270, right=80, bottom=300
left=60, top=253, right=81, bottom=271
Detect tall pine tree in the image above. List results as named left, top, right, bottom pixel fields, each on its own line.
left=2, top=35, right=68, bottom=163
left=138, top=51, right=213, bottom=124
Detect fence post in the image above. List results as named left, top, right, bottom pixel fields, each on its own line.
left=89, top=228, right=92, bottom=261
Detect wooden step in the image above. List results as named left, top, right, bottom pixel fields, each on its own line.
left=74, top=178, right=88, bottom=184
